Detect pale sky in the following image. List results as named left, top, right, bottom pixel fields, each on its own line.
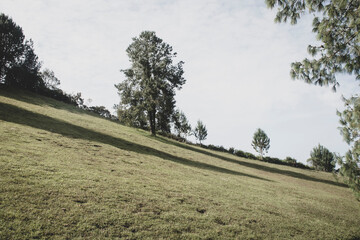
left=1, top=0, right=359, bottom=164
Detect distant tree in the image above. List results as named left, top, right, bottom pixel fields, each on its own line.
left=285, top=156, right=297, bottom=166
left=0, top=13, right=25, bottom=82
left=173, top=109, right=192, bottom=139
left=193, top=120, right=207, bottom=145
left=251, top=128, right=270, bottom=159
left=229, top=147, right=235, bottom=154
left=307, top=144, right=335, bottom=172
left=115, top=31, right=185, bottom=135
left=41, top=68, right=60, bottom=90
left=89, top=106, right=111, bottom=118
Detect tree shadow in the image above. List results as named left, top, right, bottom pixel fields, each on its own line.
left=0, top=102, right=269, bottom=181
left=152, top=136, right=348, bottom=188
left=0, top=85, right=90, bottom=114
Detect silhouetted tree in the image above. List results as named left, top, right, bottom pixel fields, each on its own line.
left=0, top=13, right=25, bottom=82
left=5, top=40, right=43, bottom=90
left=1, top=14, right=43, bottom=90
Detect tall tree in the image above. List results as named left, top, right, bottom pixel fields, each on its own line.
left=115, top=31, right=185, bottom=135
left=193, top=120, right=207, bottom=145
left=251, top=128, right=270, bottom=159
left=266, top=0, right=360, bottom=197
left=307, top=144, right=335, bottom=172
left=0, top=13, right=25, bottom=82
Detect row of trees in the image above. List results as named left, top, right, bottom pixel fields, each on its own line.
left=114, top=30, right=337, bottom=172
left=251, top=128, right=335, bottom=171
left=266, top=0, right=360, bottom=198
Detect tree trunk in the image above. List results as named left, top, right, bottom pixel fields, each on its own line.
left=149, top=110, right=156, bottom=136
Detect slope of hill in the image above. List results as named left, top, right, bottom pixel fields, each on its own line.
left=0, top=87, right=359, bottom=239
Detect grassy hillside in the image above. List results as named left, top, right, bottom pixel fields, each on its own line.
left=0, top=87, right=359, bottom=239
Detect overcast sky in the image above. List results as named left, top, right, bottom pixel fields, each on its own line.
left=1, top=0, right=359, bottom=164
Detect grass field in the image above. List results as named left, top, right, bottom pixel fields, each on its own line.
left=0, top=87, right=360, bottom=239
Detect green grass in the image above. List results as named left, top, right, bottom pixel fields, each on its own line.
left=0, top=87, right=359, bottom=239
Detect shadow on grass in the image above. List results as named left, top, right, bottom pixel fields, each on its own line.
left=0, top=85, right=90, bottom=114
left=153, top=136, right=348, bottom=188
left=0, top=102, right=269, bottom=181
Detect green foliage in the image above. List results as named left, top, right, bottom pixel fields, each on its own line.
left=41, top=68, right=60, bottom=90
left=337, top=96, right=360, bottom=198
left=307, top=144, right=335, bottom=172
left=229, top=147, right=235, bottom=154
left=88, top=106, right=112, bottom=119
left=266, top=0, right=360, bottom=91
left=266, top=0, right=360, bottom=197
left=0, top=14, right=44, bottom=90
left=172, top=109, right=192, bottom=139
left=0, top=13, right=25, bottom=82
left=193, top=120, right=207, bottom=145
left=251, top=128, right=270, bottom=159
left=115, top=31, right=185, bottom=135
left=285, top=156, right=297, bottom=166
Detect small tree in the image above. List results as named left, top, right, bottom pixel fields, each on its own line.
left=193, top=120, right=207, bottom=145
left=41, top=68, right=60, bottom=90
left=251, top=128, right=270, bottom=159
left=173, top=109, right=191, bottom=139
left=307, top=144, right=335, bottom=172
left=285, top=156, right=297, bottom=167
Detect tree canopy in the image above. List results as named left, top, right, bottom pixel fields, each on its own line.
left=0, top=13, right=43, bottom=90
left=115, top=31, right=185, bottom=135
left=307, top=144, right=335, bottom=172
left=193, top=120, right=207, bottom=145
left=251, top=128, right=270, bottom=159
left=0, top=13, right=25, bottom=82
left=173, top=109, right=192, bottom=139
left=266, top=0, right=360, bottom=91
